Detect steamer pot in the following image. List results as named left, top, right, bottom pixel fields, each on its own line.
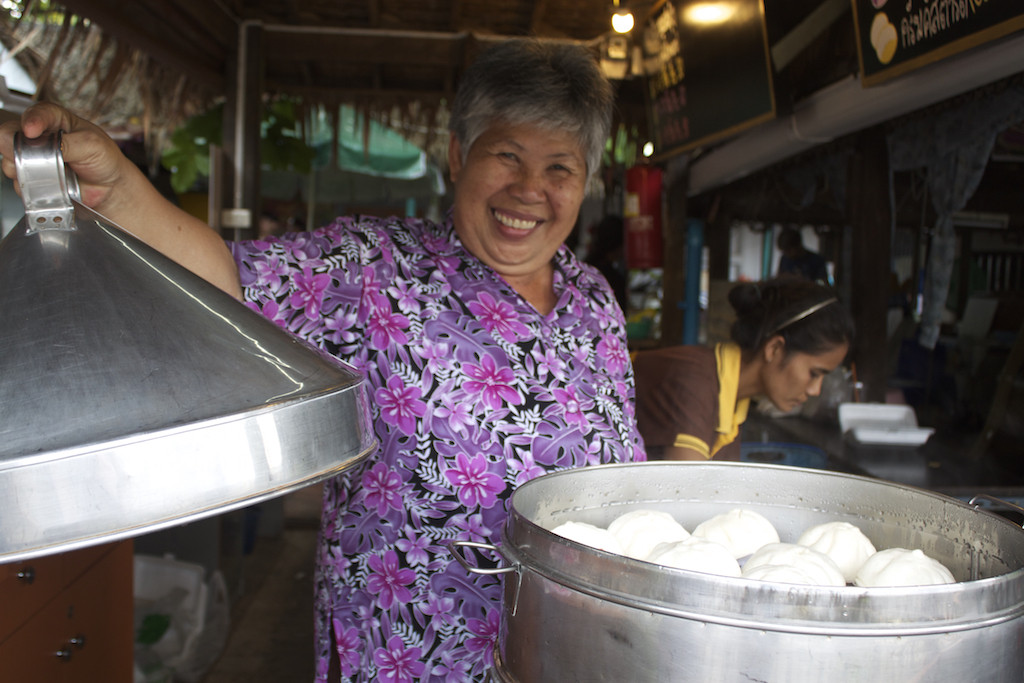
left=452, top=462, right=1024, bottom=682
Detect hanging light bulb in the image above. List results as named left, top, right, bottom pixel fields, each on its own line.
left=611, top=0, right=634, bottom=33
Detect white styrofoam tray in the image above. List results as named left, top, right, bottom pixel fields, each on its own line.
left=838, top=403, right=935, bottom=446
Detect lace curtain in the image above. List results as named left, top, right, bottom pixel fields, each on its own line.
left=887, top=83, right=1024, bottom=349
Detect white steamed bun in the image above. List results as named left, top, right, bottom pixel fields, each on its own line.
left=797, top=521, right=877, bottom=583
left=645, top=537, right=742, bottom=577
left=742, top=543, right=845, bottom=586
left=607, top=509, right=690, bottom=560
left=853, top=548, right=955, bottom=587
left=743, top=563, right=823, bottom=585
left=549, top=521, right=625, bottom=555
left=692, top=508, right=780, bottom=559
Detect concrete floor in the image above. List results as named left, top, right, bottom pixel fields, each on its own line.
left=200, top=485, right=322, bottom=683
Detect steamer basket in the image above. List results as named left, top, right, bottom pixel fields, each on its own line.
left=453, top=462, right=1024, bottom=682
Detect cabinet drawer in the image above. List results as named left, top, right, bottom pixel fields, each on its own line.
left=0, top=544, right=111, bottom=642
left=0, top=541, right=132, bottom=683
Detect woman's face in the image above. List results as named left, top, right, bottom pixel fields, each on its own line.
left=761, top=340, right=849, bottom=413
left=447, top=121, right=587, bottom=287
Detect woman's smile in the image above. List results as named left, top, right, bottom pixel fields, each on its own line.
left=492, top=208, right=542, bottom=233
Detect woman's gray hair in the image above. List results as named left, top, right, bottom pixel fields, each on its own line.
left=449, top=38, right=613, bottom=176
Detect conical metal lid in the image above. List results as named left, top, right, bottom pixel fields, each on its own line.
left=0, top=133, right=376, bottom=562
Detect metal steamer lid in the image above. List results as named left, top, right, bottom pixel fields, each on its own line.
left=0, top=133, right=376, bottom=563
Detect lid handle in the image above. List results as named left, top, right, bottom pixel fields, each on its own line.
left=14, top=131, right=81, bottom=234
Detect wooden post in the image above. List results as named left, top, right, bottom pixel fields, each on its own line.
left=846, top=129, right=892, bottom=403
left=706, top=193, right=731, bottom=281
left=661, top=165, right=688, bottom=348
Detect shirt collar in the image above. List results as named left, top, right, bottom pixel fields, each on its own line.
left=715, top=342, right=750, bottom=436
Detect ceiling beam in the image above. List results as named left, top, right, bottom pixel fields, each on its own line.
left=262, top=27, right=468, bottom=67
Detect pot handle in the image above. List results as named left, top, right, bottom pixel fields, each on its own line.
left=446, top=540, right=517, bottom=576
left=968, top=494, right=1024, bottom=529
left=447, top=540, right=525, bottom=617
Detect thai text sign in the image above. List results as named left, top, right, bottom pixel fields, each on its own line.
left=643, top=0, right=775, bottom=159
left=852, top=0, right=1024, bottom=85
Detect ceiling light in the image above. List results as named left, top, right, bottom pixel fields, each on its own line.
left=612, top=0, right=634, bottom=33
left=683, top=2, right=737, bottom=25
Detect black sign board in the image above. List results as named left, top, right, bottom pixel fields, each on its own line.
left=852, top=0, right=1024, bottom=86
left=643, top=0, right=776, bottom=160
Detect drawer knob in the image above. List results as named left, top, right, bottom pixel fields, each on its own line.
left=16, top=566, right=35, bottom=584
left=55, top=635, right=86, bottom=662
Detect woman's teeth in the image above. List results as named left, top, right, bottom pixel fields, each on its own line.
left=494, top=211, right=539, bottom=231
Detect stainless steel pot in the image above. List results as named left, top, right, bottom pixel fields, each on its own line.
left=452, top=462, right=1024, bottom=682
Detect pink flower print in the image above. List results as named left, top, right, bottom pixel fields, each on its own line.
left=395, top=529, right=431, bottom=566
left=598, top=335, right=630, bottom=375
left=592, top=299, right=619, bottom=329
left=321, top=543, right=351, bottom=576
left=463, top=354, right=522, bottom=409
left=360, top=462, right=405, bottom=516
left=420, top=592, right=456, bottom=629
left=323, top=309, right=358, bottom=345
left=288, top=267, right=332, bottom=320
left=247, top=298, right=286, bottom=326
left=465, top=608, right=500, bottom=657
left=452, top=511, right=493, bottom=541
left=354, top=601, right=381, bottom=634
left=416, top=338, right=451, bottom=376
left=375, top=375, right=426, bottom=435
left=373, top=635, right=426, bottom=682
left=550, top=385, right=593, bottom=432
left=572, top=344, right=591, bottom=366
left=433, top=393, right=474, bottom=437
left=530, top=346, right=567, bottom=382
left=332, top=621, right=363, bottom=678
left=583, top=438, right=604, bottom=466
left=251, top=257, right=287, bottom=293
left=429, top=652, right=472, bottom=681
left=387, top=280, right=422, bottom=315
left=510, top=449, right=546, bottom=486
left=444, top=453, right=505, bottom=510
left=365, top=304, right=411, bottom=350
left=366, top=550, right=416, bottom=610
left=467, top=291, right=531, bottom=342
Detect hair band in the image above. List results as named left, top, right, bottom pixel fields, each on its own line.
left=769, top=297, right=838, bottom=335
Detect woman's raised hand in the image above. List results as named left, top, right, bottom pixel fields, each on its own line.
left=0, top=102, right=243, bottom=297
left=0, top=102, right=138, bottom=215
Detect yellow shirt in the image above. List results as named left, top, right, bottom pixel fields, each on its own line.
left=670, top=342, right=749, bottom=458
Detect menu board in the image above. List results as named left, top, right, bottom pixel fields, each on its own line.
left=643, top=0, right=775, bottom=160
left=852, top=0, right=1024, bottom=86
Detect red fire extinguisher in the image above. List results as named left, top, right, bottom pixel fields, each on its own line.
left=624, top=165, right=663, bottom=269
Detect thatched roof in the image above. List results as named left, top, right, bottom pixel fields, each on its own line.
left=0, top=0, right=863, bottom=166
left=0, top=0, right=668, bottom=162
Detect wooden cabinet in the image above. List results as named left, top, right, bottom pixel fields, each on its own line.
left=0, top=541, right=133, bottom=683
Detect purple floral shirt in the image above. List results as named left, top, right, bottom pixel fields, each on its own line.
left=230, top=214, right=644, bottom=682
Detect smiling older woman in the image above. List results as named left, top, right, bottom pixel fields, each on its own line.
left=1, top=39, right=645, bottom=681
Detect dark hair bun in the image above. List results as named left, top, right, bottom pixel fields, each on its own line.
left=728, top=276, right=853, bottom=355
